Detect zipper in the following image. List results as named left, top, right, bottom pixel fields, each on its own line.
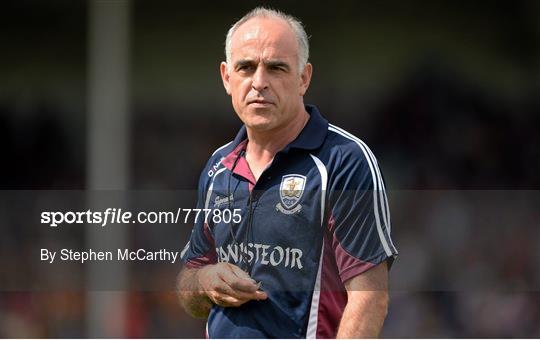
left=244, top=191, right=256, bottom=274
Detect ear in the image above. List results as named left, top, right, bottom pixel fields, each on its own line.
left=220, top=61, right=231, bottom=95
left=299, top=62, right=312, bottom=96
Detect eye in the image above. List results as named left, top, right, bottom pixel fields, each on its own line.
left=237, top=64, right=254, bottom=72
left=270, top=65, right=287, bottom=72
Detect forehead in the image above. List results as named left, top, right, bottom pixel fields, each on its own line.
left=230, top=17, right=299, bottom=61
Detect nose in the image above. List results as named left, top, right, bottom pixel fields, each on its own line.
left=251, top=65, right=269, bottom=92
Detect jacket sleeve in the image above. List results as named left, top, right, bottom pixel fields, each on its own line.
left=180, top=158, right=218, bottom=269
left=327, top=143, right=397, bottom=283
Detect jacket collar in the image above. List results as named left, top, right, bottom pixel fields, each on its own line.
left=227, top=104, right=328, bottom=154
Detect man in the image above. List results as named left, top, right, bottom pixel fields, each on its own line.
left=177, top=7, right=397, bottom=338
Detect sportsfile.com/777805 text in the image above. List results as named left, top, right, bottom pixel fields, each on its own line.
left=40, top=208, right=242, bottom=227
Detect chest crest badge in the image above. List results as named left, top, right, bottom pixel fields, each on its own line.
left=276, top=174, right=306, bottom=214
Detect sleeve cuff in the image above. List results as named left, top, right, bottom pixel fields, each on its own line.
left=337, top=246, right=395, bottom=283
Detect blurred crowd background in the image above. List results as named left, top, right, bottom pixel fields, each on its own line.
left=1, top=0, right=539, bottom=337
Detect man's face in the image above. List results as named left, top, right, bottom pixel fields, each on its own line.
left=220, top=17, right=312, bottom=133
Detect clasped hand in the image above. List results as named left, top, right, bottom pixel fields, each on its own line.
left=198, top=262, right=268, bottom=307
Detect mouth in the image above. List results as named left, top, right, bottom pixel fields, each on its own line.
left=248, top=99, right=274, bottom=106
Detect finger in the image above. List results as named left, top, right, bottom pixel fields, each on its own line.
left=217, top=268, right=258, bottom=293
left=254, top=289, right=268, bottom=300
left=210, top=289, right=262, bottom=307
left=209, top=292, right=243, bottom=307
left=228, top=264, right=253, bottom=280
left=229, top=277, right=260, bottom=293
left=215, top=281, right=262, bottom=301
left=217, top=265, right=244, bottom=283
left=216, top=264, right=262, bottom=298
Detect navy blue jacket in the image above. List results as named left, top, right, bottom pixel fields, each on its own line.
left=181, top=105, right=397, bottom=338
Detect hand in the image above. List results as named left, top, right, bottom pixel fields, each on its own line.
left=198, top=262, right=268, bottom=307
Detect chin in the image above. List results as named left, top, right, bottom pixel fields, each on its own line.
left=241, top=111, right=276, bottom=130
left=245, top=120, right=275, bottom=132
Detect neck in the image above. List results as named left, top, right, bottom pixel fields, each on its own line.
left=246, top=108, right=309, bottom=162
